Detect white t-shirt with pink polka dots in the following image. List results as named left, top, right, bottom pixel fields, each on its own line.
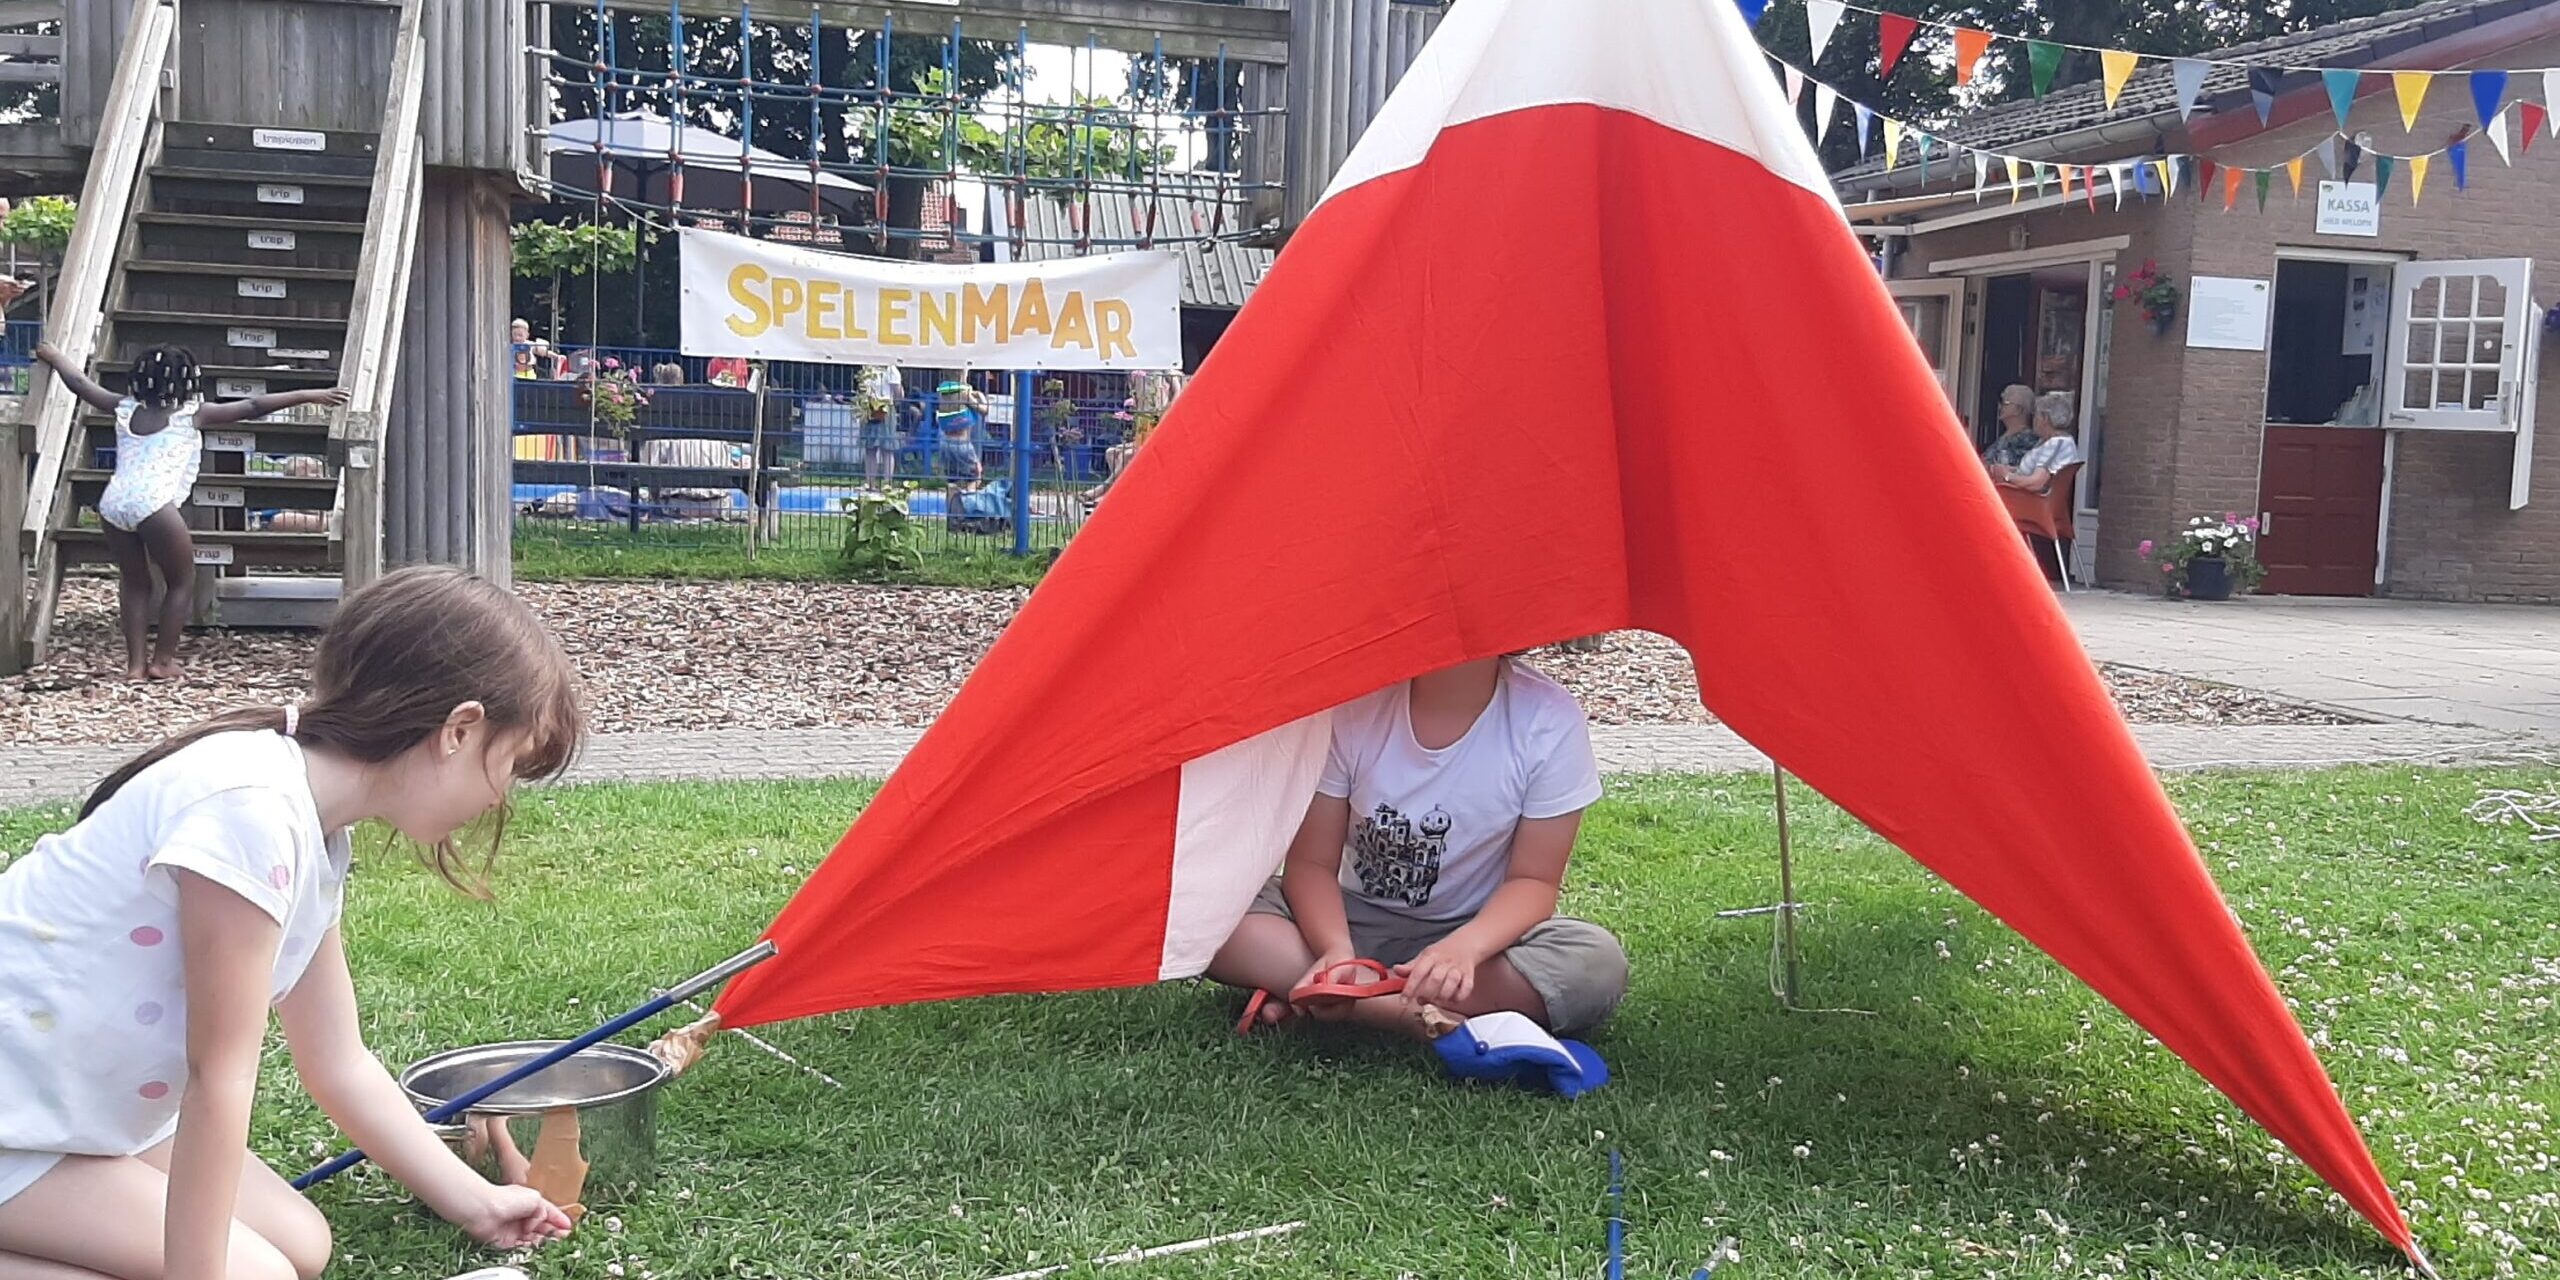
left=0, top=730, right=349, bottom=1158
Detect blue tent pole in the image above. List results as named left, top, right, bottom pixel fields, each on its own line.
left=1010, top=370, right=1033, bottom=556
left=292, top=942, right=776, bottom=1191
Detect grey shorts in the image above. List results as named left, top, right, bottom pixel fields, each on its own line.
left=1247, top=880, right=1629, bottom=1035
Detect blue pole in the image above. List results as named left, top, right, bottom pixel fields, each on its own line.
left=292, top=943, right=776, bottom=1191
left=1606, top=1148, right=1626, bottom=1280
left=1010, top=370, right=1032, bottom=556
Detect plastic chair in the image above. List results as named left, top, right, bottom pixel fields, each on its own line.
left=1998, top=461, right=2082, bottom=591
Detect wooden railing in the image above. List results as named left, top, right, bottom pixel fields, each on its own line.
left=330, top=0, right=427, bottom=590
left=14, top=0, right=173, bottom=660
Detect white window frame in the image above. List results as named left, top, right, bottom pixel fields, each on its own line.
left=1887, top=277, right=1967, bottom=406
left=2381, top=257, right=2533, bottom=433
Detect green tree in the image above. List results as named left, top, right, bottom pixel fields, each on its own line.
left=511, top=218, right=645, bottom=342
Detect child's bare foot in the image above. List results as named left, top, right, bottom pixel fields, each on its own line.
left=145, top=657, right=184, bottom=680
left=125, top=662, right=149, bottom=682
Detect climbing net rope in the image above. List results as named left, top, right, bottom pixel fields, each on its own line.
left=531, top=0, right=1284, bottom=254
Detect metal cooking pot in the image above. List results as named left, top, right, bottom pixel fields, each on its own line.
left=400, top=1040, right=670, bottom=1210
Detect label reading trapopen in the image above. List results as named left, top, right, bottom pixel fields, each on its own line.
left=252, top=128, right=326, bottom=152
left=255, top=185, right=305, bottom=206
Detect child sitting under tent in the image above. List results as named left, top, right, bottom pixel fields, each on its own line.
left=1209, top=655, right=1628, bottom=1065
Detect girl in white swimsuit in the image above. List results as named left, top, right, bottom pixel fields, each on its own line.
left=33, top=344, right=350, bottom=681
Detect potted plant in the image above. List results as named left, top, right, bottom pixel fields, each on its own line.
left=578, top=359, right=652, bottom=458
left=2112, top=259, right=2181, bottom=335
left=2141, top=514, right=2267, bottom=601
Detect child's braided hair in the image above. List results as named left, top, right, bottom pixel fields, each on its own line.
left=128, top=345, right=200, bottom=409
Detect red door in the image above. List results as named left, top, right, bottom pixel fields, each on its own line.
left=2255, top=426, right=2384, bottom=596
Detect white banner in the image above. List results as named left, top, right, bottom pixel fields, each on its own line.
left=679, top=228, right=1183, bottom=370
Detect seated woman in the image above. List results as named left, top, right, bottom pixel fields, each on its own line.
left=1991, top=391, right=2080, bottom=495
left=1981, top=384, right=2038, bottom=470
left=1207, top=655, right=1629, bottom=1048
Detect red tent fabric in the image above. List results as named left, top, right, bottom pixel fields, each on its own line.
left=714, top=0, right=2417, bottom=1261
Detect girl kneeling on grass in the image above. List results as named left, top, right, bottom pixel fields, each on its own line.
left=1209, top=655, right=1629, bottom=1059
left=0, top=566, right=586, bottom=1280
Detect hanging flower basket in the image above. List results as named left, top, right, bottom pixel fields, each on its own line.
left=2114, top=259, right=2181, bottom=337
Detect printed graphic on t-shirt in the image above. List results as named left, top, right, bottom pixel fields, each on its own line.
left=1352, top=802, right=1452, bottom=907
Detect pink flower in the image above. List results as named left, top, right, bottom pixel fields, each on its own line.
left=2162, top=563, right=2175, bottom=573
left=603, top=357, right=622, bottom=370
left=2138, top=540, right=2154, bottom=556
left=2240, top=517, right=2259, bottom=533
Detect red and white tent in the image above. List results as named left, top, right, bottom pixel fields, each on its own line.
left=715, top=0, right=2419, bottom=1262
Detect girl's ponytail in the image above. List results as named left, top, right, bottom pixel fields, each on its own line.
left=81, top=707, right=292, bottom=819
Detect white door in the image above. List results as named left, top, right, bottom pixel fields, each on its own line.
left=1889, top=278, right=1967, bottom=406
left=2382, top=258, right=2533, bottom=431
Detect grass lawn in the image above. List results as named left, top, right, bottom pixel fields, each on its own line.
left=512, top=522, right=1055, bottom=589
left=4, top=767, right=2553, bottom=1279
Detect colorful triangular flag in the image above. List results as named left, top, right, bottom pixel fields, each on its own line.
left=1882, top=116, right=1905, bottom=169
left=2009, top=156, right=2025, bottom=203
left=2322, top=69, right=2360, bottom=130
left=2407, top=153, right=2428, bottom=202
left=1784, top=65, right=1806, bottom=107
left=2392, top=70, right=2434, bottom=130
left=2108, top=163, right=2130, bottom=209
left=2471, top=69, right=2509, bottom=129
left=2029, top=41, right=2063, bottom=100
left=1877, top=13, right=1919, bottom=78
left=2157, top=156, right=2178, bottom=197
left=1973, top=150, right=1991, bottom=200
left=1955, top=28, right=1993, bottom=87
left=2286, top=155, right=2305, bottom=194
left=2488, top=109, right=2513, bottom=165
left=2249, top=67, right=2280, bottom=126
left=2343, top=136, right=2363, bottom=182
left=2196, top=157, right=2218, bottom=201
left=2172, top=58, right=2210, bottom=120
left=1853, top=101, right=1874, bottom=156
left=2255, top=169, right=2272, bottom=211
left=2524, top=101, right=2548, bottom=153
left=1814, top=83, right=1841, bottom=140
left=1734, top=0, right=1770, bottom=26
left=1806, top=0, right=1845, bottom=63
left=1917, top=132, right=1934, bottom=183
left=2450, top=139, right=2467, bottom=189
left=2222, top=164, right=2242, bottom=211
left=2545, top=69, right=2560, bottom=128
left=2316, top=135, right=2342, bottom=179
left=2102, top=49, right=2140, bottom=111
left=2375, top=152, right=2394, bottom=197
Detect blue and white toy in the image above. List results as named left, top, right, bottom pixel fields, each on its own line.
left=1431, top=1011, right=1610, bottom=1098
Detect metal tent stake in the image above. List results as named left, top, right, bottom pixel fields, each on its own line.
left=1773, top=764, right=1803, bottom=1009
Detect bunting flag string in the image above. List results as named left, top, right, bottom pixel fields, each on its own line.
left=1772, top=49, right=2543, bottom=216
left=1775, top=0, right=2560, bottom=138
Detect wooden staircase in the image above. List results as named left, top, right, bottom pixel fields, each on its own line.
left=3, top=0, right=424, bottom=666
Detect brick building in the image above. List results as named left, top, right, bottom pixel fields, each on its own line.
left=1838, top=0, right=2560, bottom=601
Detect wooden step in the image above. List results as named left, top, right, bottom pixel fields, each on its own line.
left=148, top=169, right=370, bottom=222
left=54, top=526, right=334, bottom=570
left=93, top=360, right=344, bottom=392
left=211, top=574, right=340, bottom=628
left=68, top=470, right=337, bottom=512
left=158, top=124, right=380, bottom=181
left=135, top=214, right=366, bottom=272
left=111, top=310, right=345, bottom=367
left=121, top=261, right=356, bottom=323
left=79, top=414, right=334, bottom=464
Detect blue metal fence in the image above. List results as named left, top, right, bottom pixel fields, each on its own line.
left=511, top=347, right=1149, bottom=558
